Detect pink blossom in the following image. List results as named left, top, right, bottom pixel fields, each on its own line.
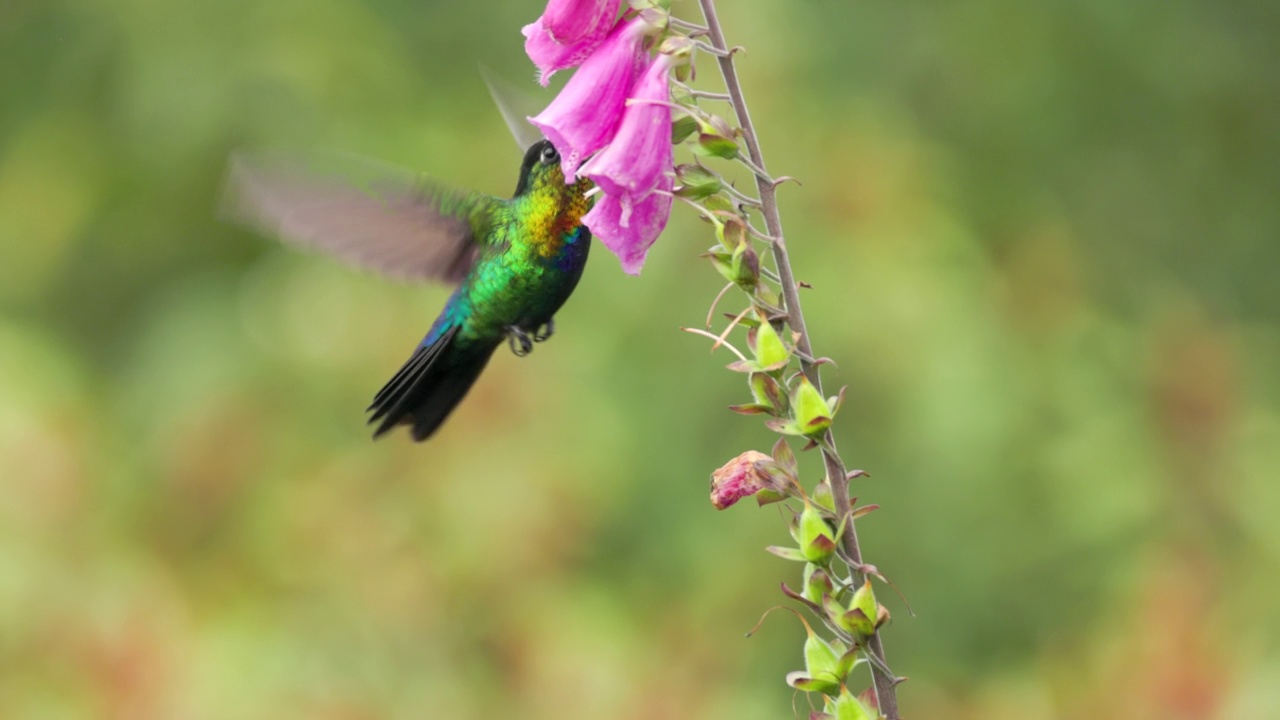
left=528, top=18, right=649, bottom=182
left=541, top=0, right=622, bottom=44
left=522, top=0, right=622, bottom=86
left=709, top=451, right=772, bottom=510
left=579, top=54, right=675, bottom=202
left=584, top=173, right=672, bottom=275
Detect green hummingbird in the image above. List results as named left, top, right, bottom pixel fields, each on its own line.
left=224, top=139, right=593, bottom=441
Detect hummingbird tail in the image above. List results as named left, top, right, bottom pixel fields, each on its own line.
left=367, top=325, right=497, bottom=441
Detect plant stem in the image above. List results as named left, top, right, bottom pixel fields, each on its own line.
left=694, top=1, right=901, bottom=717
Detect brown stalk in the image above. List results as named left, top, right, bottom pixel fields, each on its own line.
left=694, top=1, right=901, bottom=716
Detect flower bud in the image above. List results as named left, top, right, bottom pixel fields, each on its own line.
left=709, top=450, right=771, bottom=509
left=753, top=320, right=790, bottom=370
left=797, top=503, right=837, bottom=564
left=847, top=579, right=878, bottom=637
left=730, top=242, right=760, bottom=290
left=826, top=687, right=875, bottom=720
left=803, top=563, right=835, bottom=605
left=785, top=613, right=845, bottom=697
left=750, top=372, right=786, bottom=413
left=792, top=375, right=833, bottom=437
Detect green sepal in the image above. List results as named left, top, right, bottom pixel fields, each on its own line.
left=751, top=320, right=790, bottom=370
left=692, top=132, right=740, bottom=160
left=765, top=418, right=804, bottom=435
left=675, top=163, right=722, bottom=200
left=751, top=455, right=794, bottom=490
left=755, top=488, right=788, bottom=506
left=787, top=671, right=840, bottom=696
left=836, top=647, right=867, bottom=679
left=798, top=503, right=837, bottom=564
left=728, top=403, right=773, bottom=416
left=700, top=194, right=737, bottom=217
left=803, top=563, right=836, bottom=605
left=812, top=481, right=836, bottom=513
left=828, top=688, right=875, bottom=720
left=729, top=242, right=760, bottom=289
left=849, top=579, right=878, bottom=636
left=765, top=545, right=808, bottom=562
left=772, top=437, right=798, bottom=475
left=792, top=375, right=833, bottom=437
left=804, top=633, right=841, bottom=686
left=671, top=115, right=699, bottom=144
left=750, top=372, right=785, bottom=413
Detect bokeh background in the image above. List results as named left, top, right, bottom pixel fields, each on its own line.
left=2, top=0, right=1278, bottom=717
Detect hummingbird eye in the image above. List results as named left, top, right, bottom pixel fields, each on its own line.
left=539, top=144, right=559, bottom=165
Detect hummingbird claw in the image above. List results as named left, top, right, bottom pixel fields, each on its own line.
left=533, top=318, right=554, bottom=343
left=506, top=326, right=533, bottom=357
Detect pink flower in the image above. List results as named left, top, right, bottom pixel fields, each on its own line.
left=579, top=53, right=675, bottom=274
left=541, top=0, right=622, bottom=44
left=584, top=173, right=672, bottom=274
left=709, top=451, right=772, bottom=510
left=528, top=18, right=649, bottom=182
left=522, top=0, right=623, bottom=86
left=579, top=54, right=675, bottom=202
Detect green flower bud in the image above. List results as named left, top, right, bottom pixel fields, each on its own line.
left=749, top=372, right=778, bottom=411
left=753, top=321, right=790, bottom=370
left=826, top=687, right=875, bottom=720
left=798, top=503, right=837, bottom=564
left=784, top=613, right=844, bottom=697
left=803, top=563, right=836, bottom=605
left=729, top=242, right=760, bottom=290
left=792, top=375, right=833, bottom=437
left=847, top=579, right=878, bottom=637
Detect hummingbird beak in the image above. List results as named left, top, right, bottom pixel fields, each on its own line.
left=480, top=65, right=549, bottom=152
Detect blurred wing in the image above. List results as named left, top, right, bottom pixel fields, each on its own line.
left=222, top=151, right=495, bottom=284
left=480, top=64, right=549, bottom=151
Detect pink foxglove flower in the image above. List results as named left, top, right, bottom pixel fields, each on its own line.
left=579, top=54, right=675, bottom=203
left=528, top=18, right=649, bottom=182
left=522, top=0, right=622, bottom=86
left=584, top=173, right=672, bottom=275
left=709, top=451, right=772, bottom=510
left=541, top=0, right=622, bottom=44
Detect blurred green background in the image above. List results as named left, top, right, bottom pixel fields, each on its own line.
left=2, top=0, right=1278, bottom=717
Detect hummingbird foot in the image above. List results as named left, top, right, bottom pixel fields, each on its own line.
left=506, top=326, right=534, bottom=357
left=533, top=318, right=554, bottom=343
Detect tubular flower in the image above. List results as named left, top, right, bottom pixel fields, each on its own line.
left=580, top=53, right=675, bottom=202
left=541, top=0, right=622, bottom=44
left=528, top=18, right=649, bottom=182
left=710, top=450, right=772, bottom=510
left=522, top=0, right=623, bottom=86
left=584, top=173, right=672, bottom=275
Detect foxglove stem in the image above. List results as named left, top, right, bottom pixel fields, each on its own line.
left=695, top=1, right=902, bottom=717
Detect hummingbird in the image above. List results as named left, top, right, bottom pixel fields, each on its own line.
left=223, top=139, right=593, bottom=441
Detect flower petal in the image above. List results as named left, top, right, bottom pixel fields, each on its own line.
left=522, top=11, right=613, bottom=86
left=579, top=54, right=675, bottom=200
left=528, top=18, right=648, bottom=181
left=542, top=0, right=622, bottom=44
left=583, top=174, right=672, bottom=275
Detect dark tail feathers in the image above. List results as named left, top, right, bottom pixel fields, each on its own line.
left=368, top=326, right=497, bottom=441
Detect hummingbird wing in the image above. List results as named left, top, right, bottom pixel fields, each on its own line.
left=221, top=152, right=498, bottom=284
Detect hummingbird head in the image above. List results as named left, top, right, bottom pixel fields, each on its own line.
left=514, top=139, right=593, bottom=240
